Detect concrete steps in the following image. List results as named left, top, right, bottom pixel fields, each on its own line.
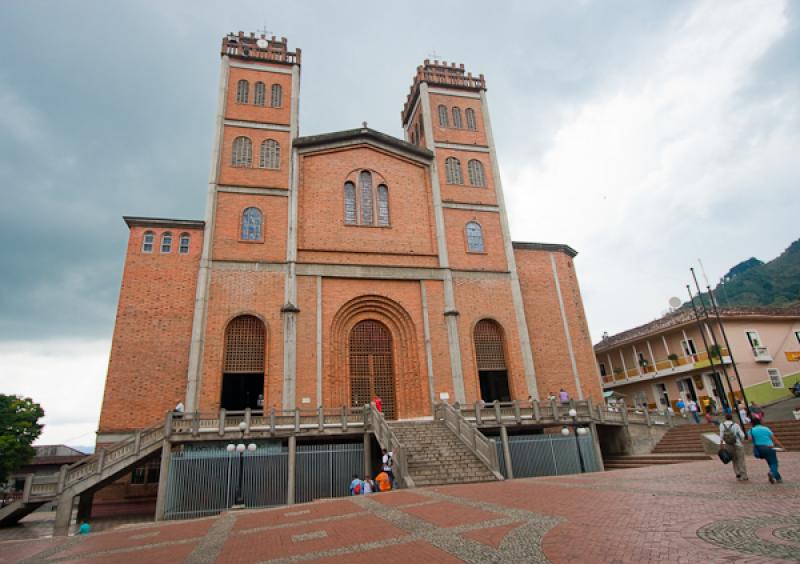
left=651, top=421, right=800, bottom=455
left=604, top=453, right=710, bottom=470
left=0, top=500, right=47, bottom=527
left=388, top=420, right=498, bottom=487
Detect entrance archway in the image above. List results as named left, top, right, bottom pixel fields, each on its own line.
left=221, top=315, right=265, bottom=410
left=349, top=320, right=396, bottom=420
left=474, top=319, right=511, bottom=403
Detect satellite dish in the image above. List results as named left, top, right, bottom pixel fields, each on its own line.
left=668, top=297, right=682, bottom=309
left=256, top=38, right=269, bottom=49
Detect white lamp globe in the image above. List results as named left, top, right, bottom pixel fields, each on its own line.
left=236, top=443, right=246, bottom=453
left=577, top=427, right=588, bottom=435
left=238, top=421, right=247, bottom=431
left=247, top=443, right=257, bottom=451
left=226, top=444, right=235, bottom=452
left=568, top=408, right=577, bottom=417
left=561, top=426, right=570, bottom=436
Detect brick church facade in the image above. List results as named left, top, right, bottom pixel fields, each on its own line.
left=98, top=32, right=601, bottom=442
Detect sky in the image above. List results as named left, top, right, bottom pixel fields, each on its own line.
left=1, top=0, right=798, bottom=446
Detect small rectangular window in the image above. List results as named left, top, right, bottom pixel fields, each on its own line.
left=681, top=339, right=696, bottom=356
left=767, top=368, right=783, bottom=388
left=745, top=331, right=761, bottom=348
left=179, top=235, right=190, bottom=254
left=142, top=232, right=154, bottom=253
left=131, top=466, right=146, bottom=485
left=146, top=463, right=160, bottom=484
left=161, top=233, right=172, bottom=253
left=599, top=363, right=607, bottom=377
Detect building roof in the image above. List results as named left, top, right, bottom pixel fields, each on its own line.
left=512, top=241, right=578, bottom=257
left=594, top=304, right=800, bottom=352
left=294, top=127, right=434, bottom=161
left=123, top=217, right=205, bottom=230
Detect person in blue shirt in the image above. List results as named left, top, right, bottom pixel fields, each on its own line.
left=78, top=521, right=90, bottom=535
left=349, top=474, right=362, bottom=496
left=748, top=420, right=786, bottom=483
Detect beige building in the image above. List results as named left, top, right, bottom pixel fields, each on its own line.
left=595, top=305, right=800, bottom=410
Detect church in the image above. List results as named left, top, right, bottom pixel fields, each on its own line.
left=97, top=32, right=601, bottom=444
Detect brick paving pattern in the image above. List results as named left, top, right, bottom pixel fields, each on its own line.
left=1, top=453, right=797, bottom=563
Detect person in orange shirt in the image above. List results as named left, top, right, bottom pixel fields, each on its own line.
left=375, top=471, right=392, bottom=492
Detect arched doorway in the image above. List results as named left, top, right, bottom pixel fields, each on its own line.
left=221, top=315, right=265, bottom=410
left=474, top=319, right=511, bottom=403
left=349, top=320, right=397, bottom=419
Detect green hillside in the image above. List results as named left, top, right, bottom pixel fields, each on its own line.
left=711, top=238, right=800, bottom=307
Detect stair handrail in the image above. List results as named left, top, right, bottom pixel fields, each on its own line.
left=434, top=402, right=502, bottom=479
left=365, top=405, right=414, bottom=488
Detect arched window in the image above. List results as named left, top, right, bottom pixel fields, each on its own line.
left=344, top=182, right=357, bottom=224
left=224, top=315, right=265, bottom=373
left=377, top=185, right=390, bottom=226
left=179, top=233, right=190, bottom=254
left=359, top=170, right=374, bottom=225
left=271, top=84, right=282, bottom=107
left=474, top=319, right=506, bottom=370
left=241, top=207, right=262, bottom=241
left=142, top=231, right=154, bottom=253
left=253, top=82, right=266, bottom=106
left=236, top=79, right=249, bottom=104
left=160, top=232, right=173, bottom=253
left=465, top=108, right=477, bottom=130
left=468, top=159, right=486, bottom=187
left=465, top=221, right=484, bottom=252
left=438, top=105, right=449, bottom=127
left=452, top=107, right=463, bottom=128
left=232, top=136, right=252, bottom=167
left=259, top=139, right=280, bottom=169
left=445, top=157, right=463, bottom=184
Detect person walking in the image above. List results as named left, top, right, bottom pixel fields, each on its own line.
left=687, top=399, right=700, bottom=424
left=559, top=388, right=569, bottom=404
left=381, top=448, right=394, bottom=487
left=749, top=420, right=785, bottom=484
left=719, top=414, right=748, bottom=481
left=750, top=402, right=764, bottom=424
left=373, top=395, right=383, bottom=413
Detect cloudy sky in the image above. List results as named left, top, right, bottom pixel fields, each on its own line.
left=1, top=0, right=798, bottom=446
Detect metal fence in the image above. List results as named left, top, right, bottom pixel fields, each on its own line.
left=163, top=442, right=362, bottom=520
left=496, top=433, right=599, bottom=479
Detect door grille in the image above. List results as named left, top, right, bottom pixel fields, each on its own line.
left=474, top=319, right=506, bottom=370
left=349, top=320, right=396, bottom=419
left=224, top=315, right=265, bottom=373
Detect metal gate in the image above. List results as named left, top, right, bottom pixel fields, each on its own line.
left=496, top=433, right=599, bottom=479
left=163, top=442, right=363, bottom=520
left=349, top=320, right=396, bottom=419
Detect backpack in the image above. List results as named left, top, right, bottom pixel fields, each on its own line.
left=353, top=481, right=362, bottom=495
left=722, top=423, right=737, bottom=446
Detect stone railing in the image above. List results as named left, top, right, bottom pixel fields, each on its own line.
left=366, top=405, right=413, bottom=488
left=459, top=399, right=596, bottom=426
left=435, top=402, right=502, bottom=479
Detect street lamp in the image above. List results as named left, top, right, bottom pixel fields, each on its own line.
left=227, top=421, right=256, bottom=507
left=565, top=408, right=586, bottom=473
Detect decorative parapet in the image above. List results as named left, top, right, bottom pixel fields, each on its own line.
left=221, top=32, right=301, bottom=65
left=402, top=60, right=486, bottom=124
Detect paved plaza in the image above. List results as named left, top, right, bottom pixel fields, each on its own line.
left=1, top=453, right=798, bottom=563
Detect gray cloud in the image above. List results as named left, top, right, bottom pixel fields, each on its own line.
left=0, top=0, right=797, bottom=344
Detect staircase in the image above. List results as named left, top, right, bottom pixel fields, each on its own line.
left=766, top=420, right=800, bottom=451
left=603, top=453, right=709, bottom=470
left=388, top=420, right=499, bottom=487
left=652, top=424, right=717, bottom=454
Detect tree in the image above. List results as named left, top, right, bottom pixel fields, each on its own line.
left=0, top=395, right=45, bottom=484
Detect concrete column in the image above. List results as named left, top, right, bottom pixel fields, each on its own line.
left=54, top=492, right=74, bottom=536
left=287, top=436, right=297, bottom=505
left=76, top=491, right=94, bottom=522
left=420, top=281, right=436, bottom=409
left=499, top=426, right=514, bottom=479
left=154, top=440, right=172, bottom=521
left=185, top=56, right=230, bottom=412
left=363, top=433, right=372, bottom=478
left=589, top=422, right=605, bottom=472
left=316, top=275, right=323, bottom=407
left=550, top=254, right=583, bottom=399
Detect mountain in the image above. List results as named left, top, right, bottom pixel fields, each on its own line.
left=711, top=238, right=800, bottom=307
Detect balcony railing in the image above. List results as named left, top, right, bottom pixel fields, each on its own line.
left=602, top=347, right=731, bottom=388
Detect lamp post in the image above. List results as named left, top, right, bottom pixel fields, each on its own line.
left=226, top=421, right=256, bottom=507
left=562, top=408, right=587, bottom=473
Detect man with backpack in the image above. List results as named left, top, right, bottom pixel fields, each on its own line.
left=719, top=413, right=748, bottom=481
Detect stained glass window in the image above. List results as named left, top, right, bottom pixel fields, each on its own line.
left=359, top=171, right=373, bottom=225
left=241, top=207, right=262, bottom=241
left=377, top=185, right=389, bottom=226
left=465, top=221, right=484, bottom=252
left=344, top=182, right=357, bottom=224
